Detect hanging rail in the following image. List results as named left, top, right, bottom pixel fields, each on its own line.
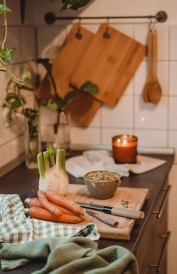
left=44, top=10, right=167, bottom=25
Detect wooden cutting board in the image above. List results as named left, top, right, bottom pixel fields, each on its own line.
left=35, top=24, right=102, bottom=126
left=71, top=23, right=146, bottom=107
left=65, top=184, right=149, bottom=240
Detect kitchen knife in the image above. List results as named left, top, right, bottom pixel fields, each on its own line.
left=77, top=202, right=144, bottom=219
left=86, top=210, right=118, bottom=227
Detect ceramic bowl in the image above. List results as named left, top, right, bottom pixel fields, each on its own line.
left=84, top=170, right=122, bottom=200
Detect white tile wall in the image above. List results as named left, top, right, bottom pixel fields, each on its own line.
left=134, top=129, right=168, bottom=147
left=134, top=96, right=168, bottom=129
left=101, top=96, right=134, bottom=128
left=1, top=1, right=177, bottom=166
left=70, top=127, right=101, bottom=145
left=170, top=25, right=177, bottom=60
left=169, top=62, right=177, bottom=95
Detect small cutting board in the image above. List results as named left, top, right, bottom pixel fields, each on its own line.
left=65, top=184, right=149, bottom=240
left=35, top=24, right=102, bottom=126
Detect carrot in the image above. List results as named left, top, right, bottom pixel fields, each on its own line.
left=25, top=198, right=44, bottom=208
left=25, top=207, right=82, bottom=224
left=45, top=189, right=84, bottom=218
left=37, top=190, right=63, bottom=216
left=25, top=197, right=77, bottom=216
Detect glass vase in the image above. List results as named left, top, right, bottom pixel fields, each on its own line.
left=25, top=118, right=41, bottom=169
left=53, top=108, right=70, bottom=154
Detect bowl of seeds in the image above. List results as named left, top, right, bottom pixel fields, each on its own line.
left=84, top=170, right=122, bottom=199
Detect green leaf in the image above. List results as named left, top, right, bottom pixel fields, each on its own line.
left=61, top=0, right=91, bottom=11
left=79, top=81, right=99, bottom=95
left=20, top=69, right=32, bottom=82
left=5, top=93, right=24, bottom=110
left=63, top=81, right=99, bottom=105
left=41, top=99, right=59, bottom=112
left=0, top=47, right=15, bottom=63
left=0, top=4, right=11, bottom=14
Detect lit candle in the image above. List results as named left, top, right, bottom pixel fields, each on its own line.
left=112, top=135, right=138, bottom=164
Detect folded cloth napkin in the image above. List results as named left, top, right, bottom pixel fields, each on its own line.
left=0, top=194, right=99, bottom=244
left=0, top=236, right=139, bottom=274
left=66, top=150, right=166, bottom=178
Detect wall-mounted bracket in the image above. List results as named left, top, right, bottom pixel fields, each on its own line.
left=20, top=0, right=26, bottom=24
left=44, top=10, right=168, bottom=25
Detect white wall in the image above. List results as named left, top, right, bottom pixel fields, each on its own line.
left=0, top=0, right=177, bottom=272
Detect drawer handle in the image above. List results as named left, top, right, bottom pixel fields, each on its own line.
left=153, top=185, right=171, bottom=218
left=150, top=231, right=171, bottom=272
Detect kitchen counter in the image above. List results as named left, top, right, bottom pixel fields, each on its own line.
left=0, top=152, right=174, bottom=273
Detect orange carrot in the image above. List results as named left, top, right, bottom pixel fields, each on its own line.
left=37, top=190, right=63, bottom=216
left=26, top=207, right=82, bottom=223
left=26, top=197, right=77, bottom=216
left=25, top=198, right=44, bottom=208
left=45, top=189, right=84, bottom=218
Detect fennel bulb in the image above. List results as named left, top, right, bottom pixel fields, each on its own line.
left=37, top=148, right=69, bottom=195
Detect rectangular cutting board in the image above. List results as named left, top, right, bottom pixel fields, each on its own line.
left=35, top=24, right=102, bottom=126
left=65, top=184, right=149, bottom=240
left=71, top=23, right=146, bottom=107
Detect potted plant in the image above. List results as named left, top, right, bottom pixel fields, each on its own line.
left=3, top=78, right=41, bottom=168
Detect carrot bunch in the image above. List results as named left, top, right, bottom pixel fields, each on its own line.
left=25, top=189, right=85, bottom=224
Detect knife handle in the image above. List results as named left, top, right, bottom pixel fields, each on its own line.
left=111, top=207, right=144, bottom=219
left=97, top=214, right=118, bottom=227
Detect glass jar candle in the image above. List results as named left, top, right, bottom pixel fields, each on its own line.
left=112, top=135, right=138, bottom=164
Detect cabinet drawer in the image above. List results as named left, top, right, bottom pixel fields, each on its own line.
left=136, top=183, right=171, bottom=274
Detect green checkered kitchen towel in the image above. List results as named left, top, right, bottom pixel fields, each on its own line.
left=0, top=194, right=100, bottom=244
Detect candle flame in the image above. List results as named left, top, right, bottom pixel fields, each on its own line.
left=123, top=139, right=127, bottom=145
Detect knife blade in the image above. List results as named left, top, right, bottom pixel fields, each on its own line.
left=77, top=202, right=144, bottom=219
left=86, top=210, right=118, bottom=227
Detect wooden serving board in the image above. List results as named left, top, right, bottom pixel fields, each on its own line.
left=65, top=184, right=149, bottom=240
left=71, top=23, right=146, bottom=107
left=35, top=24, right=102, bottom=126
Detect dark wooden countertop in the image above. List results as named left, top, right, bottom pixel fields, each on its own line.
left=0, top=152, right=174, bottom=273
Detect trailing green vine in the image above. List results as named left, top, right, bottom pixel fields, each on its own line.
left=37, top=58, right=99, bottom=112
left=0, top=1, right=31, bottom=83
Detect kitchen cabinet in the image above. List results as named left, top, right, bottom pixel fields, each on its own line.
left=135, top=180, right=170, bottom=274
left=0, top=152, right=174, bottom=274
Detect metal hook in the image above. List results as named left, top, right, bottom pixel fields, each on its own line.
left=75, top=18, right=83, bottom=40
left=148, top=16, right=153, bottom=31
left=103, top=17, right=111, bottom=39
left=152, top=17, right=157, bottom=31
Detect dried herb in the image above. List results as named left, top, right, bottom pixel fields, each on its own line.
left=85, top=170, right=122, bottom=183
left=121, top=200, right=130, bottom=208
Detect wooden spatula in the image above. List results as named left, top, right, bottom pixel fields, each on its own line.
left=148, top=30, right=162, bottom=104
left=142, top=30, right=153, bottom=103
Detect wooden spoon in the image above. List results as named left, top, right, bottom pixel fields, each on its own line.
left=142, top=30, right=153, bottom=103
left=148, top=30, right=162, bottom=105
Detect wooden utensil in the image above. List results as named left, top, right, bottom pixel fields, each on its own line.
left=71, top=23, right=146, bottom=107
left=148, top=30, right=162, bottom=104
left=142, top=30, right=153, bottom=103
